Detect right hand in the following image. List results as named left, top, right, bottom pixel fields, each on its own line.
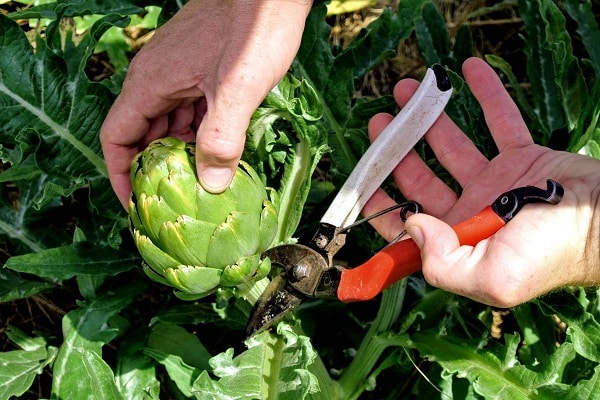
left=100, top=0, right=313, bottom=208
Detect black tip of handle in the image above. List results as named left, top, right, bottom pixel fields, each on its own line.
left=431, top=64, right=452, bottom=92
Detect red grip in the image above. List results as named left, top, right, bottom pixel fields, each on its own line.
left=337, top=206, right=506, bottom=302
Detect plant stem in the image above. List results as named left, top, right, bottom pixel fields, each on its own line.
left=237, top=277, right=270, bottom=306
left=309, top=352, right=343, bottom=399
left=337, top=278, right=408, bottom=399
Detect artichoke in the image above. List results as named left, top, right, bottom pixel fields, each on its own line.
left=128, top=137, right=278, bottom=300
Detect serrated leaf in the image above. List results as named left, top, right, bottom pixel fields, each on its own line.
left=0, top=175, right=69, bottom=254
left=8, top=0, right=142, bottom=21
left=390, top=331, right=575, bottom=399
left=347, top=0, right=433, bottom=78
left=518, top=0, right=567, bottom=140
left=245, top=73, right=328, bottom=243
left=292, top=0, right=432, bottom=182
left=537, top=293, right=600, bottom=363
left=561, top=0, right=600, bottom=78
left=192, top=323, right=320, bottom=400
left=0, top=15, right=123, bottom=215
left=560, top=365, right=600, bottom=399
left=416, top=2, right=452, bottom=67
left=538, top=0, right=587, bottom=133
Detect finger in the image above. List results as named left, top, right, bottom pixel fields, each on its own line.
left=405, top=213, right=511, bottom=305
left=195, top=79, right=266, bottom=193
left=167, top=103, right=196, bottom=142
left=99, top=140, right=139, bottom=209
left=463, top=58, right=534, bottom=151
left=406, top=212, right=559, bottom=308
left=364, top=112, right=454, bottom=233
left=386, top=80, right=459, bottom=215
left=394, top=78, right=489, bottom=189
left=362, top=188, right=405, bottom=241
left=405, top=213, right=488, bottom=300
left=100, top=98, right=153, bottom=208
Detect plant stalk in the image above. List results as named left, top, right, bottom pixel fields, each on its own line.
left=337, top=278, right=408, bottom=399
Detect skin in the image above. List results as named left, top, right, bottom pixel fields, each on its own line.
left=362, top=57, right=600, bottom=308
left=100, top=0, right=313, bottom=208
left=99, top=1, right=598, bottom=308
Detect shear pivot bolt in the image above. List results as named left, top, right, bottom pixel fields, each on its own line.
left=292, top=264, right=311, bottom=281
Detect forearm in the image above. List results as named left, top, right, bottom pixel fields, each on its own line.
left=584, top=180, right=600, bottom=284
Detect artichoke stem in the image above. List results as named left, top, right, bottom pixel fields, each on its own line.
left=236, top=277, right=270, bottom=306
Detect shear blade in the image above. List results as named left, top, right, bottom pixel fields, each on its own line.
left=245, top=274, right=304, bottom=338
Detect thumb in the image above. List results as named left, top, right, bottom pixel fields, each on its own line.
left=195, top=99, right=254, bottom=194
left=405, top=213, right=459, bottom=257
left=405, top=213, right=469, bottom=288
left=405, top=213, right=492, bottom=297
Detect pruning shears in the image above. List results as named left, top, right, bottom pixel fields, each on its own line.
left=245, top=65, right=564, bottom=337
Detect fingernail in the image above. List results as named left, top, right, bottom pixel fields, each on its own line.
left=407, top=224, right=424, bottom=248
left=200, top=167, right=233, bottom=193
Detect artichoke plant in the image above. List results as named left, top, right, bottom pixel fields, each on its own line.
left=128, top=137, right=278, bottom=300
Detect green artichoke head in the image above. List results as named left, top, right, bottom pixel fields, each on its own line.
left=128, top=137, right=278, bottom=300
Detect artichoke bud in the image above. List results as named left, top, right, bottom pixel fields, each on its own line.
left=129, top=137, right=278, bottom=299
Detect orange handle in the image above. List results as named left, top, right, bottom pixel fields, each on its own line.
left=337, top=206, right=506, bottom=302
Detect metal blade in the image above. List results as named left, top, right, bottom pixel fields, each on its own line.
left=320, top=64, right=452, bottom=229
left=245, top=274, right=304, bottom=338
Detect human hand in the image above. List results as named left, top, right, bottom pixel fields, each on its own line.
left=363, top=57, right=600, bottom=307
left=100, top=0, right=312, bottom=208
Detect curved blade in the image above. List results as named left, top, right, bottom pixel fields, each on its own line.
left=245, top=274, right=304, bottom=338
left=320, top=64, right=452, bottom=229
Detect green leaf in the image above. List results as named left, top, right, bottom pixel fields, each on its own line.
left=192, top=323, right=320, bottom=400
left=292, top=1, right=431, bottom=181
left=512, top=302, right=558, bottom=365
left=144, top=348, right=203, bottom=399
left=537, top=292, right=600, bottom=363
left=245, top=74, right=328, bottom=243
left=348, top=0, right=434, bottom=78
left=5, top=241, right=138, bottom=281
left=415, top=2, right=453, bottom=67
left=148, top=322, right=212, bottom=371
left=391, top=331, right=575, bottom=399
left=518, top=0, right=566, bottom=141
left=51, top=282, right=147, bottom=399
left=0, top=269, right=55, bottom=302
left=0, top=328, right=57, bottom=399
left=561, top=0, right=600, bottom=78
left=538, top=0, right=587, bottom=133
left=115, top=329, right=161, bottom=400
left=0, top=15, right=122, bottom=214
left=8, top=0, right=142, bottom=21
left=557, top=365, right=600, bottom=399
left=568, top=83, right=600, bottom=157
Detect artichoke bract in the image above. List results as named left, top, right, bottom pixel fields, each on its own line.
left=128, top=137, right=278, bottom=300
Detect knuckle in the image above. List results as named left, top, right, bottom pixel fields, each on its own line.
left=197, top=135, right=244, bottom=163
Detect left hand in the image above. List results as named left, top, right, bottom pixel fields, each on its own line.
left=362, top=57, right=600, bottom=307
